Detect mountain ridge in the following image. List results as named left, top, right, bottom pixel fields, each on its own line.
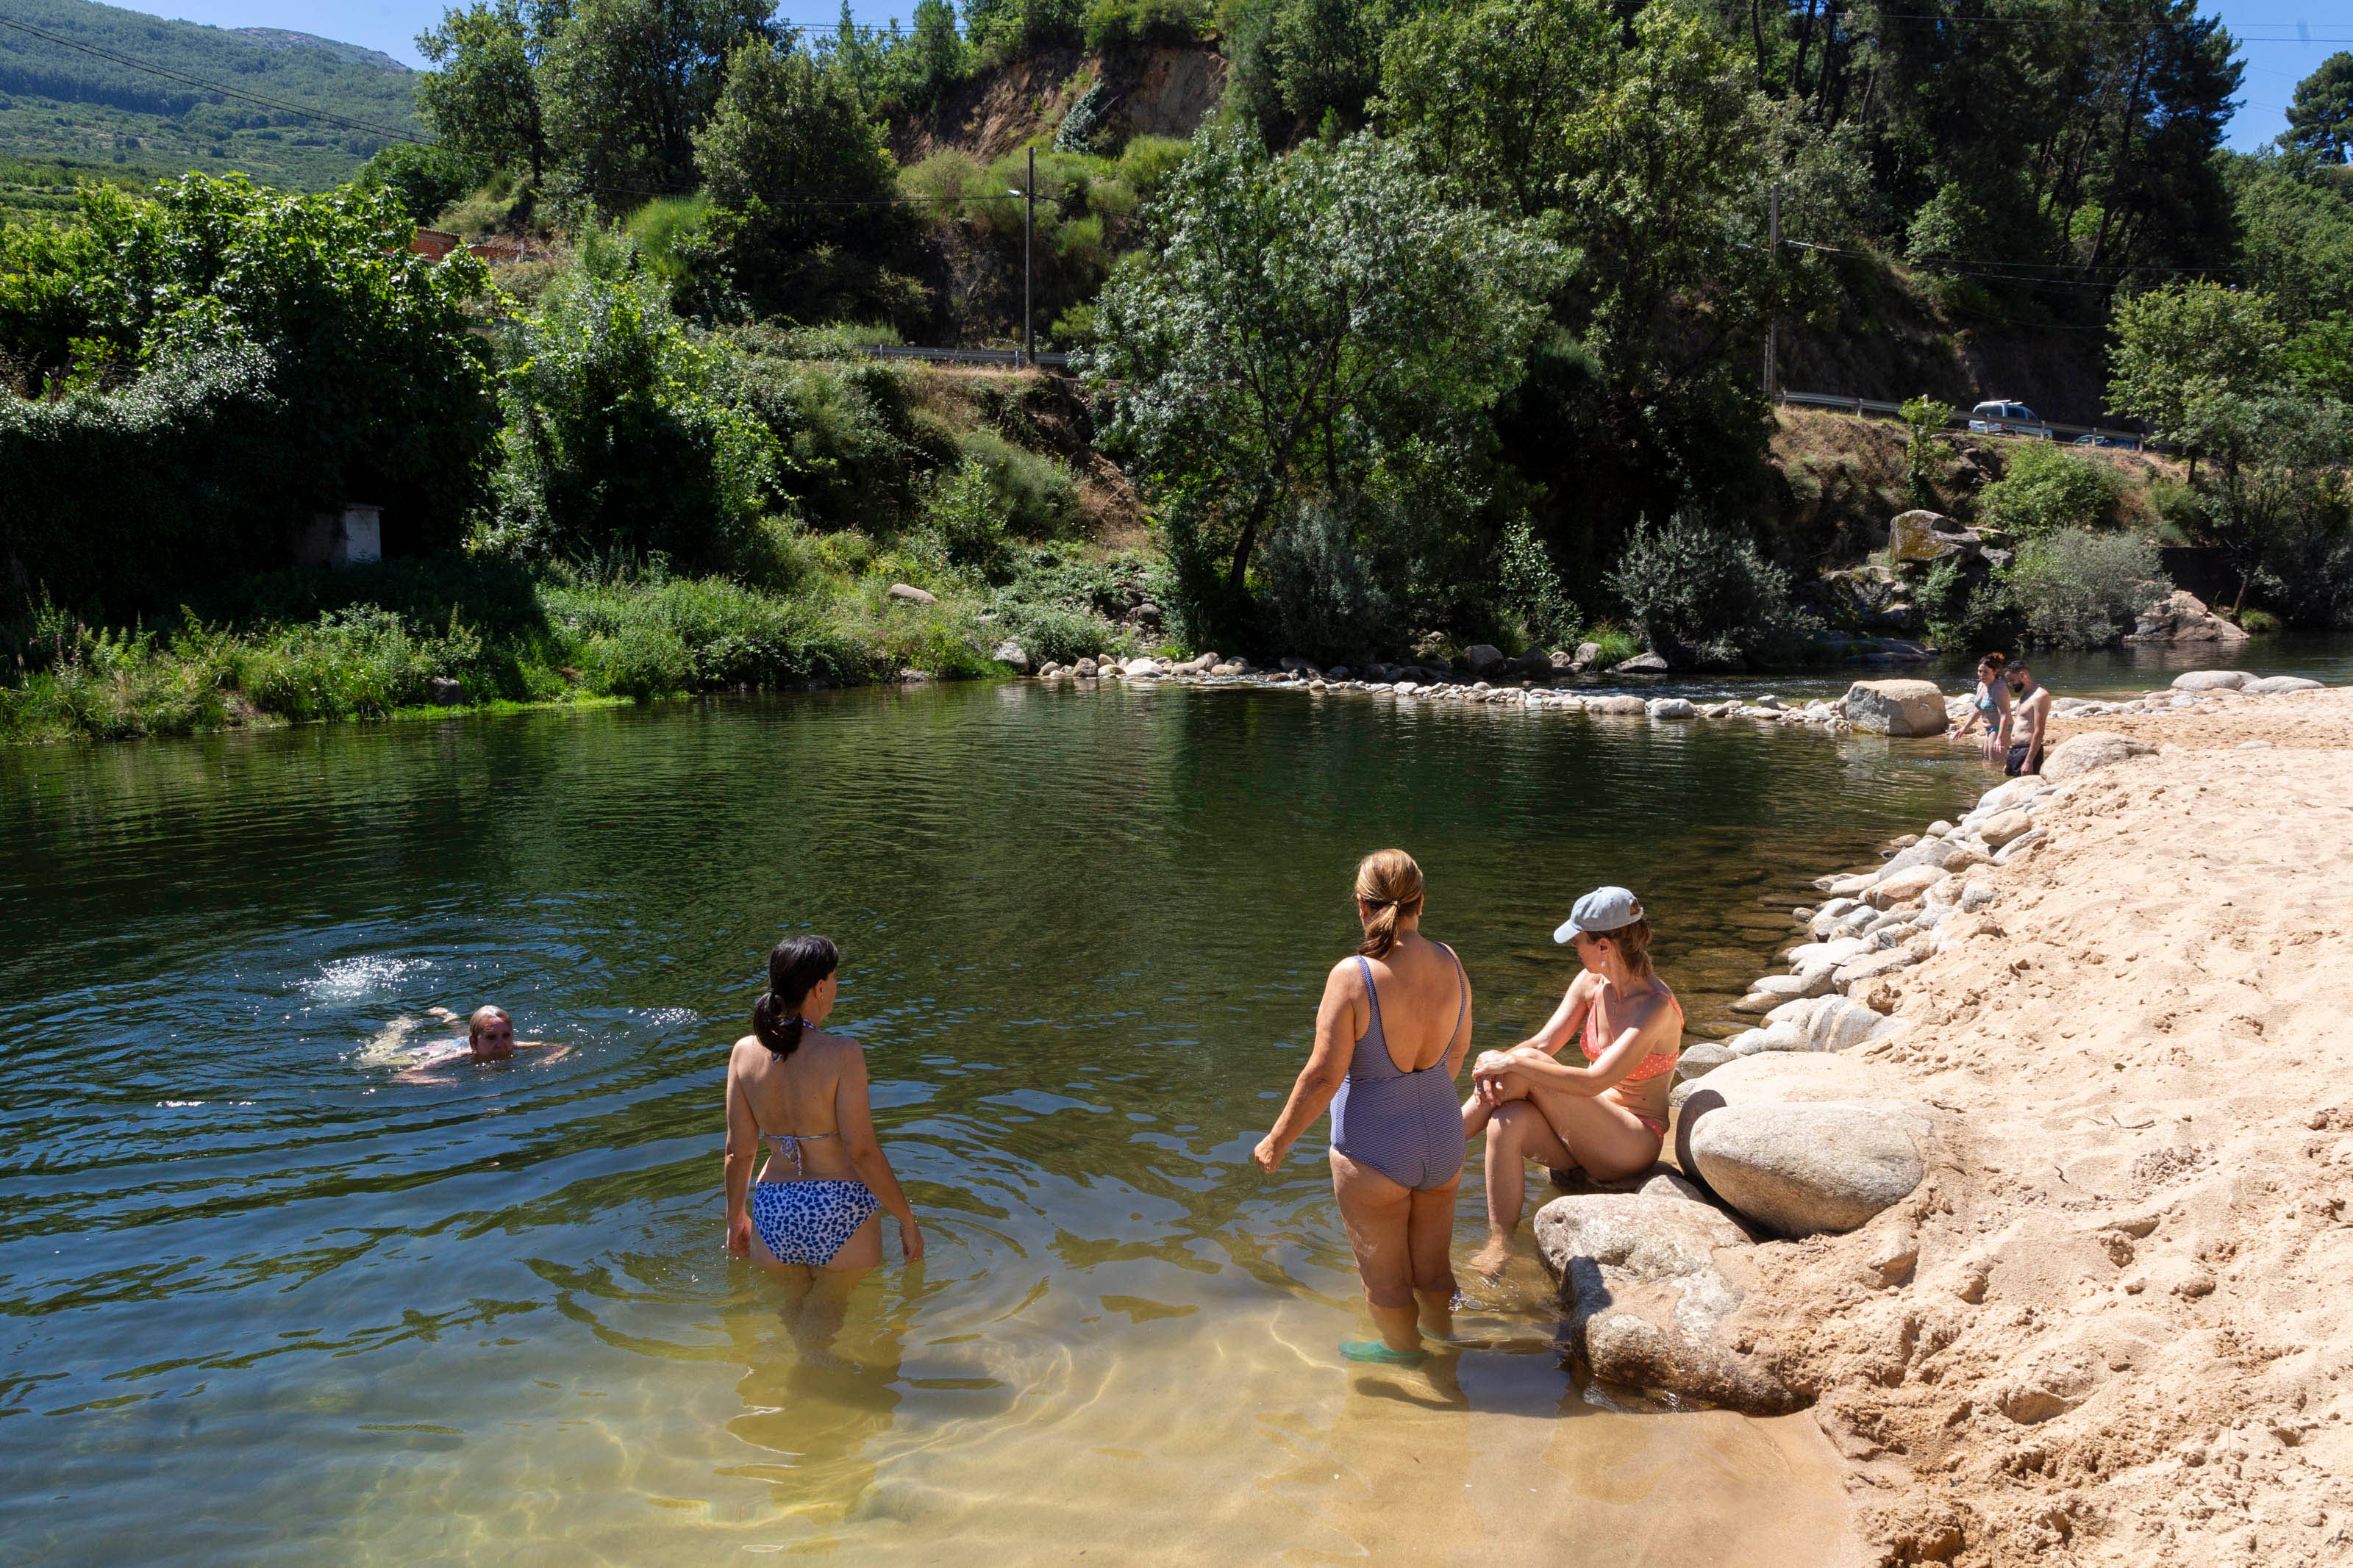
left=0, top=0, right=420, bottom=190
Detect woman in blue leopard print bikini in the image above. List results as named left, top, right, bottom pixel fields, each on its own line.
left=725, top=937, right=924, bottom=1331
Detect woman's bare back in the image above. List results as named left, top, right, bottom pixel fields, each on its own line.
left=1352, top=934, right=1465, bottom=1071
left=729, top=1031, right=860, bottom=1182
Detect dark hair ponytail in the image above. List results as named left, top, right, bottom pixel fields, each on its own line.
left=752, top=934, right=840, bottom=1058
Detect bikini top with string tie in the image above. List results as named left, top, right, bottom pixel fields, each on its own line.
left=1580, top=981, right=1682, bottom=1083
left=757, top=1015, right=839, bottom=1175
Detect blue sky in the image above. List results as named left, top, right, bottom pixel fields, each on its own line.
left=143, top=0, right=2353, bottom=152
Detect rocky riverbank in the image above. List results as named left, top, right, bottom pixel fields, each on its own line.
left=1525, top=676, right=2353, bottom=1567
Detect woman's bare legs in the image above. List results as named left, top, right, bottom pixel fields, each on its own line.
left=1332, top=1150, right=1457, bottom=1355
left=749, top=1202, right=878, bottom=1353
left=1407, top=1182, right=1460, bottom=1342
left=1468, top=1092, right=1663, bottom=1277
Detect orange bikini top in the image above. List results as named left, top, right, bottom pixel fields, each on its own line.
left=1582, top=983, right=1682, bottom=1082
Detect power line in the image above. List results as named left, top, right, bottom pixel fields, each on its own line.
left=0, top=14, right=425, bottom=143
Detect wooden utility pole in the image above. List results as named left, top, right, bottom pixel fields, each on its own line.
left=1763, top=182, right=1780, bottom=398
left=1024, top=146, right=1035, bottom=368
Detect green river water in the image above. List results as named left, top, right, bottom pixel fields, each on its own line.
left=0, top=675, right=2131, bottom=1563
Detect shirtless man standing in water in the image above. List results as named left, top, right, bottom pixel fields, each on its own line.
left=2006, top=659, right=2052, bottom=776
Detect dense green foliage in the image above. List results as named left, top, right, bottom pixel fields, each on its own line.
left=483, top=229, right=777, bottom=572
left=2284, top=51, right=2353, bottom=165
left=1088, top=124, right=1557, bottom=647
left=688, top=39, right=919, bottom=324
left=0, top=175, right=495, bottom=619
left=0, top=0, right=422, bottom=189
left=1974, top=445, right=2122, bottom=539
left=1603, top=509, right=1813, bottom=666
left=2004, top=530, right=2169, bottom=649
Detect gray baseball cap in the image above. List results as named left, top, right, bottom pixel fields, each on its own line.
left=1554, top=886, right=1644, bottom=942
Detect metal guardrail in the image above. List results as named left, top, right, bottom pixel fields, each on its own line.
left=866, top=345, right=1072, bottom=368
left=1776, top=389, right=2163, bottom=452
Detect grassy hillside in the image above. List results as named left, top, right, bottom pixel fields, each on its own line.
left=0, top=0, right=419, bottom=191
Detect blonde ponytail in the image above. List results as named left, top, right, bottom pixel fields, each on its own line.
left=1353, top=849, right=1425, bottom=960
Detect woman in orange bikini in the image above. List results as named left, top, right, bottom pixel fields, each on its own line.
left=1460, top=887, right=1682, bottom=1277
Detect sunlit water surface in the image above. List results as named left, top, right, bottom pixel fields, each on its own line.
left=3, top=681, right=2054, bottom=1563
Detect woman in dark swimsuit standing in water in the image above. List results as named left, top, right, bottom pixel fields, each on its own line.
left=1460, top=887, right=1681, bottom=1277
left=1254, top=850, right=1474, bottom=1365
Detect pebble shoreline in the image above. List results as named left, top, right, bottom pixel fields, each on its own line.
left=1518, top=668, right=2342, bottom=1425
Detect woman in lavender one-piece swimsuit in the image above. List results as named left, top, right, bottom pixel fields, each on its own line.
left=1254, top=850, right=1475, bottom=1366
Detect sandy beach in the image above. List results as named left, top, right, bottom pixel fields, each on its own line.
left=1718, top=688, right=2353, bottom=1565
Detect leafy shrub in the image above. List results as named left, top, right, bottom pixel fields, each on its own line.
left=919, top=457, right=1013, bottom=574
left=2005, top=529, right=2171, bottom=647
left=0, top=176, right=497, bottom=619
left=713, top=344, right=950, bottom=531
left=988, top=599, right=1124, bottom=665
left=358, top=141, right=490, bottom=224
left=484, top=232, right=779, bottom=573
left=1257, top=498, right=1397, bottom=660
left=1899, top=395, right=1954, bottom=508
left=1603, top=510, right=1815, bottom=665
left=960, top=428, right=1080, bottom=538
left=1082, top=0, right=1207, bottom=54
left=231, top=606, right=488, bottom=720
left=1496, top=512, right=1579, bottom=648
left=1916, top=558, right=2013, bottom=651
left=1976, top=444, right=2123, bottom=537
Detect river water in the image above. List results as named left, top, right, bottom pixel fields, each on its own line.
left=0, top=679, right=2075, bottom=1562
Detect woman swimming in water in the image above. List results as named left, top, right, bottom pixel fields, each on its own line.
left=724, top=937, right=923, bottom=1332
left=1460, top=887, right=1681, bottom=1278
left=1253, top=850, right=1474, bottom=1365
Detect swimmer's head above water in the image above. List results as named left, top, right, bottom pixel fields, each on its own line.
left=468, top=1006, right=519, bottom=1059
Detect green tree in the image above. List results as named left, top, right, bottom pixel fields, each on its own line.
left=1220, top=0, right=1404, bottom=138
left=416, top=0, right=553, bottom=183
left=1, top=177, right=497, bottom=615
left=486, top=229, right=779, bottom=571
left=2223, top=151, right=2353, bottom=330
left=689, top=39, right=917, bottom=321
left=1372, top=0, right=1611, bottom=220
left=2107, top=281, right=2288, bottom=442
left=2283, top=51, right=2353, bottom=164
left=1602, top=508, right=1814, bottom=666
left=1086, top=126, right=1560, bottom=637
left=357, top=140, right=491, bottom=223
left=539, top=0, right=777, bottom=203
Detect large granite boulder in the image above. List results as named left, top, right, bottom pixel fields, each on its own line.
left=1460, top=643, right=1507, bottom=676
left=1610, top=651, right=1671, bottom=676
left=1685, top=1102, right=1925, bottom=1237
left=2125, top=590, right=2249, bottom=645
left=1535, top=1186, right=1804, bottom=1414
left=2244, top=675, right=2324, bottom=695
left=2040, top=730, right=2156, bottom=782
left=1844, top=679, right=1949, bottom=737
left=2171, top=670, right=2249, bottom=692
left=1588, top=694, right=1651, bottom=715
left=886, top=582, right=938, bottom=606
left=1647, top=697, right=1696, bottom=720
left=992, top=639, right=1032, bottom=674
left=1888, top=510, right=1979, bottom=568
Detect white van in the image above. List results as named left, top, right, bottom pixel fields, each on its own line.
left=1968, top=400, right=2049, bottom=437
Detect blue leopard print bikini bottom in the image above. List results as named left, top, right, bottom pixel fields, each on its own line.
left=750, top=1179, right=880, bottom=1267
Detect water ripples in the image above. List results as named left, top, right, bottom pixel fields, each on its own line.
left=0, top=685, right=1990, bottom=1562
